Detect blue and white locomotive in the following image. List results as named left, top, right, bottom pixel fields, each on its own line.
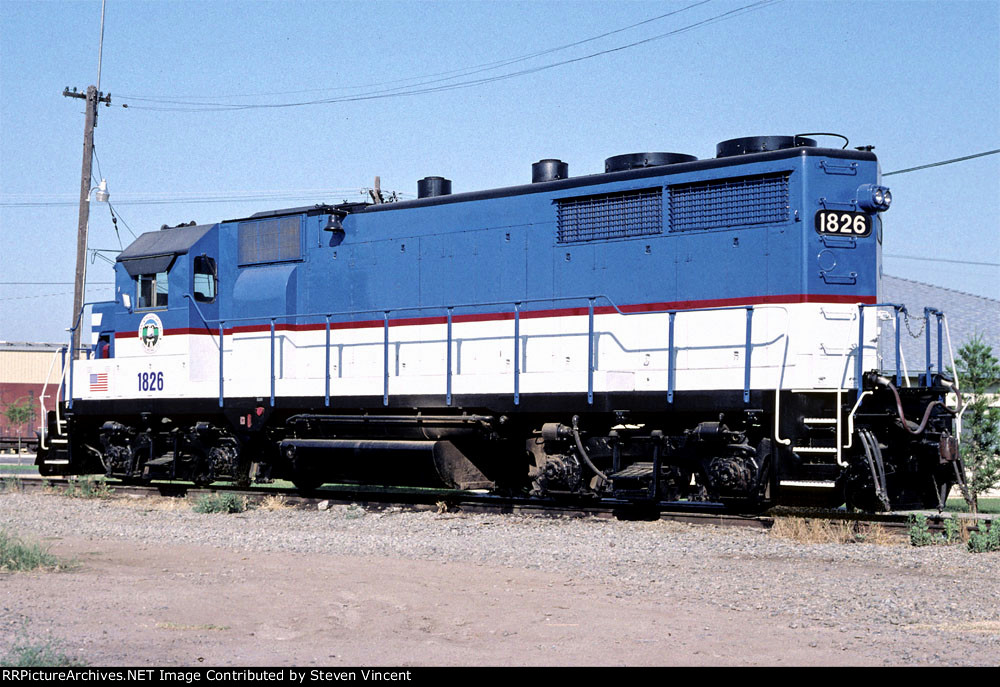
left=37, top=135, right=963, bottom=511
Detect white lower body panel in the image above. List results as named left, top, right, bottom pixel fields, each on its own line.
left=73, top=302, right=879, bottom=403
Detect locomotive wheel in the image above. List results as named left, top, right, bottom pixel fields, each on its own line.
left=290, top=461, right=325, bottom=494
left=231, top=471, right=252, bottom=490
left=843, top=478, right=880, bottom=513
left=291, top=476, right=324, bottom=494
left=191, top=460, right=214, bottom=488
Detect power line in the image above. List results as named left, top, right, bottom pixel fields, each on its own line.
left=883, top=149, right=1000, bottom=176
left=93, top=146, right=104, bottom=181
left=0, top=286, right=113, bottom=302
left=0, top=188, right=392, bottom=208
left=0, top=282, right=114, bottom=285
left=884, top=254, right=999, bottom=267
left=120, top=0, right=780, bottom=112
left=119, top=1, right=713, bottom=102
left=106, top=202, right=138, bottom=240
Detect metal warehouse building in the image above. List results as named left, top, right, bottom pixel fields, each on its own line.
left=881, top=276, right=1000, bottom=389
left=0, top=341, right=64, bottom=441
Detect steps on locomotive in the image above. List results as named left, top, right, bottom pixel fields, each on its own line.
left=776, top=390, right=849, bottom=506
left=608, top=462, right=659, bottom=500
left=35, top=410, right=72, bottom=474
left=142, top=452, right=176, bottom=480
left=787, top=389, right=846, bottom=466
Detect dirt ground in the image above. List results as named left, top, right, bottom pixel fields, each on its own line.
left=1, top=531, right=992, bottom=668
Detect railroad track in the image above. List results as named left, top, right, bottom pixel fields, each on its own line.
left=0, top=438, right=37, bottom=453
left=3, top=473, right=989, bottom=533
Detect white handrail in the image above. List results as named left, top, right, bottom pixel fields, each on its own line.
left=36, top=348, right=64, bottom=451
left=943, top=315, right=966, bottom=439
left=54, top=353, right=69, bottom=434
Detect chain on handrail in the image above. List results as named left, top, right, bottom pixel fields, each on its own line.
left=901, top=308, right=925, bottom=339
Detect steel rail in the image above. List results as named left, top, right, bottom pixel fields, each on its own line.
left=3, top=475, right=991, bottom=532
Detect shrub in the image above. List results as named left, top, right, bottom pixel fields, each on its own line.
left=344, top=503, right=365, bottom=519
left=1, top=476, right=23, bottom=493
left=0, top=624, right=81, bottom=667
left=64, top=476, right=113, bottom=499
left=967, top=520, right=999, bottom=554
left=193, top=493, right=249, bottom=514
left=942, top=516, right=963, bottom=545
left=956, top=336, right=1000, bottom=513
left=908, top=514, right=934, bottom=547
left=0, top=530, right=60, bottom=572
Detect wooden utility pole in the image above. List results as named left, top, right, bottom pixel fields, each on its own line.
left=63, top=86, right=111, bottom=357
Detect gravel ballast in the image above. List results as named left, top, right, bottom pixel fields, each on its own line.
left=1, top=492, right=998, bottom=666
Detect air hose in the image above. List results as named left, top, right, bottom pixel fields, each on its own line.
left=571, top=415, right=608, bottom=482
left=872, top=375, right=955, bottom=435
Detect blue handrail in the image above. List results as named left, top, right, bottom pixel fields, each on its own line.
left=65, top=294, right=912, bottom=412
left=857, top=302, right=909, bottom=398
left=191, top=293, right=773, bottom=409
left=324, top=316, right=331, bottom=407
left=513, top=303, right=521, bottom=405
left=667, top=312, right=676, bottom=404
left=924, top=307, right=944, bottom=387
left=446, top=308, right=453, bottom=406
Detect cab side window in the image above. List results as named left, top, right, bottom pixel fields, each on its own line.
left=193, top=256, right=217, bottom=303
left=137, top=271, right=169, bottom=309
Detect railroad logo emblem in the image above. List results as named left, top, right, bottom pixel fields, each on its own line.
left=139, top=313, right=164, bottom=353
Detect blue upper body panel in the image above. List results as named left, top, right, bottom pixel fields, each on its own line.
left=102, top=146, right=883, bottom=334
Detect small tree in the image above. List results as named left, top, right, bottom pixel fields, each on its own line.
left=955, top=335, right=1000, bottom=513
left=2, top=398, right=35, bottom=453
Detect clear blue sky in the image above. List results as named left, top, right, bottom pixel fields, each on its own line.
left=1, top=0, right=997, bottom=343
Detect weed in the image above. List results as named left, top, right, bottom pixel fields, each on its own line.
left=942, top=516, right=963, bottom=545
left=1, top=476, right=23, bottom=493
left=258, top=494, right=292, bottom=511
left=770, top=517, right=898, bottom=545
left=116, top=496, right=189, bottom=512
left=853, top=522, right=894, bottom=546
left=908, top=514, right=934, bottom=547
left=63, top=476, right=113, bottom=499
left=771, top=517, right=840, bottom=543
left=0, top=639, right=81, bottom=667
left=192, top=493, right=249, bottom=514
left=943, top=516, right=956, bottom=543
left=967, top=520, right=999, bottom=554
left=0, top=623, right=82, bottom=667
left=155, top=622, right=229, bottom=631
left=0, top=531, right=63, bottom=572
left=344, top=503, right=365, bottom=519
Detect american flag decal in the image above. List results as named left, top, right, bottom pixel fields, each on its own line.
left=89, top=373, right=109, bottom=392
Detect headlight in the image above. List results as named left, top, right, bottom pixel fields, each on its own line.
left=857, top=184, right=892, bottom=212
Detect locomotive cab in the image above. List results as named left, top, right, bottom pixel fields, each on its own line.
left=115, top=222, right=220, bottom=341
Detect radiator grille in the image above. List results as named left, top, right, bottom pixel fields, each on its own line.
left=668, top=173, right=790, bottom=232
left=556, top=188, right=663, bottom=244
left=238, top=217, right=302, bottom=265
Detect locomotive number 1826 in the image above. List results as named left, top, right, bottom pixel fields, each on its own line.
left=814, top=210, right=871, bottom=237
left=138, top=371, right=164, bottom=391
